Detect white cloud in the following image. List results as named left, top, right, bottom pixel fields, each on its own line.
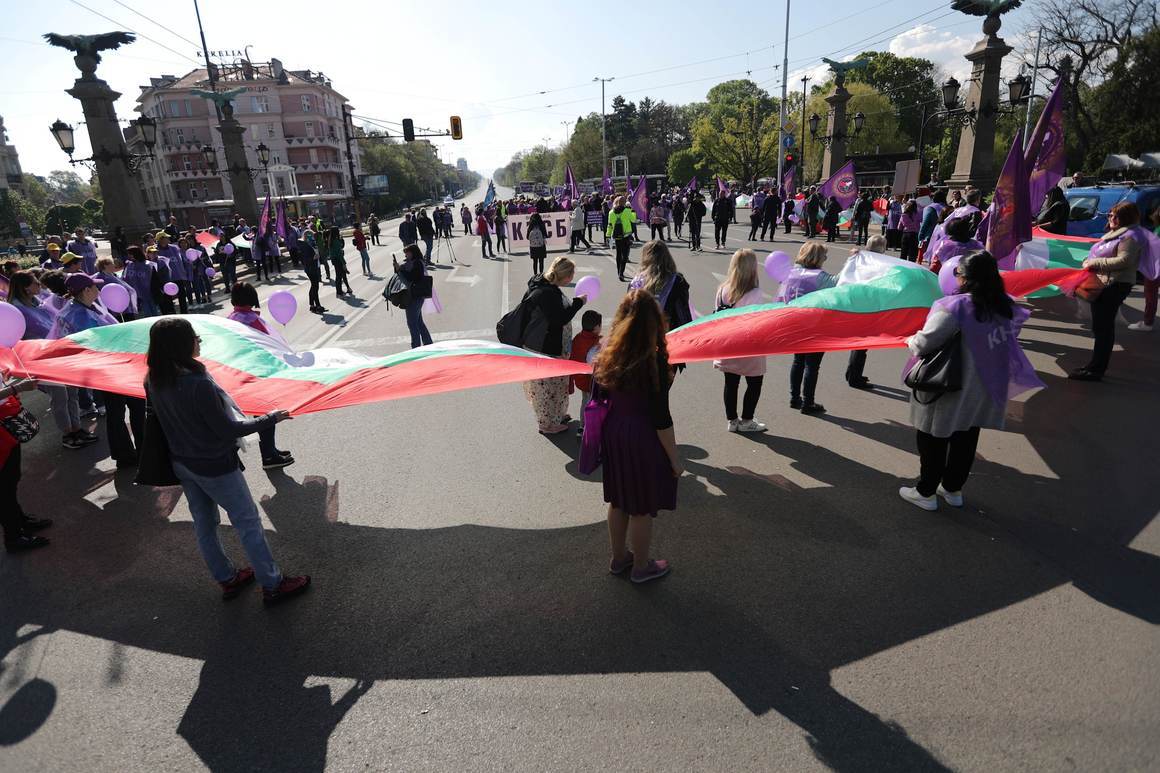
left=888, top=24, right=977, bottom=82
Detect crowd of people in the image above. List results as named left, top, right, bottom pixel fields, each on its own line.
left=1, top=180, right=1156, bottom=598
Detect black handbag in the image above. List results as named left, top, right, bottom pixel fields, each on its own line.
left=134, top=397, right=180, bottom=487
left=904, top=332, right=963, bottom=405
left=383, top=270, right=412, bottom=308
left=0, top=403, right=39, bottom=443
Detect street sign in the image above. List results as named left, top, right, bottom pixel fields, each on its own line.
left=783, top=134, right=795, bottom=149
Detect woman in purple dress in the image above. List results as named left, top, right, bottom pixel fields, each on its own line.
left=591, top=290, right=681, bottom=584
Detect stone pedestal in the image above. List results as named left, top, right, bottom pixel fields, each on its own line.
left=948, top=23, right=1012, bottom=192
left=217, top=115, right=258, bottom=224
left=66, top=77, right=152, bottom=238
left=821, top=83, right=851, bottom=182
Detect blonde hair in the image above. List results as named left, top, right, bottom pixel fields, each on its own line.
left=865, top=234, right=888, bottom=252
left=95, top=256, right=115, bottom=272
left=796, top=241, right=827, bottom=269
left=614, top=196, right=626, bottom=207
left=637, top=240, right=677, bottom=296
left=544, top=256, right=576, bottom=284
left=721, top=249, right=758, bottom=305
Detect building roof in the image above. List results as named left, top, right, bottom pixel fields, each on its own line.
left=138, top=58, right=349, bottom=103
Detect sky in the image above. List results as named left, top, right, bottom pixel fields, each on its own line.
left=1, top=0, right=1043, bottom=179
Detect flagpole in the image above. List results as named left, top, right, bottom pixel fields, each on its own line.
left=1023, top=28, right=1043, bottom=151
left=777, top=0, right=791, bottom=187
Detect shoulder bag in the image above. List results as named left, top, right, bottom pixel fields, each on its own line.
left=904, top=332, right=963, bottom=405
left=134, top=393, right=180, bottom=487
left=0, top=400, right=39, bottom=443
left=578, top=384, right=611, bottom=475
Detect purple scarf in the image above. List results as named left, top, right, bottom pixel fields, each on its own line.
left=932, top=293, right=1042, bottom=405
left=1091, top=227, right=1160, bottom=281
left=776, top=268, right=830, bottom=302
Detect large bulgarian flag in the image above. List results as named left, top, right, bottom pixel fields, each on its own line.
left=668, top=260, right=1087, bottom=364
left=1013, top=228, right=1096, bottom=297
left=1, top=263, right=1085, bottom=413
left=0, top=316, right=590, bottom=416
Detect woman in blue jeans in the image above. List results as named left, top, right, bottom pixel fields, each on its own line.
left=146, top=318, right=311, bottom=605
left=393, top=244, right=433, bottom=348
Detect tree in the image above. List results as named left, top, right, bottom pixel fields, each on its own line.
left=1025, top=0, right=1158, bottom=165
left=518, top=145, right=559, bottom=183
left=604, top=96, right=638, bottom=155
left=691, top=79, right=783, bottom=183
left=82, top=197, right=104, bottom=228
left=1084, top=25, right=1160, bottom=168
left=553, top=115, right=604, bottom=182
left=46, top=170, right=92, bottom=203
left=801, top=82, right=908, bottom=183
left=44, top=203, right=86, bottom=234
left=844, top=51, right=940, bottom=149
left=665, top=148, right=714, bottom=188
left=0, top=190, right=43, bottom=240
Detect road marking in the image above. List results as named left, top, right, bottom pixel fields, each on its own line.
left=575, top=266, right=604, bottom=275
left=331, top=328, right=496, bottom=350
left=308, top=289, right=386, bottom=350
left=501, top=259, right=510, bottom=315
left=445, top=266, right=482, bottom=287
left=712, top=272, right=727, bottom=283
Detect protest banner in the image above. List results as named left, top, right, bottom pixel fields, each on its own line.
left=505, top=212, right=572, bottom=252
left=585, top=211, right=603, bottom=226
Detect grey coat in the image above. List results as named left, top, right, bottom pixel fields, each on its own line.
left=907, top=308, right=1007, bottom=438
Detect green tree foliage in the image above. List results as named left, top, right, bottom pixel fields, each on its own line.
left=46, top=170, right=94, bottom=204
left=44, top=203, right=86, bottom=234
left=357, top=136, right=480, bottom=212
left=844, top=51, right=940, bottom=149
left=0, top=190, right=44, bottom=240
left=665, top=148, right=714, bottom=188
left=518, top=145, right=559, bottom=183
left=1083, top=25, right=1160, bottom=169
left=691, top=80, right=783, bottom=183
left=801, top=82, right=907, bottom=183
left=552, top=115, right=604, bottom=182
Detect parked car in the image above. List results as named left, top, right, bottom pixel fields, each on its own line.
left=443, top=195, right=454, bottom=205
left=1064, top=184, right=1160, bottom=237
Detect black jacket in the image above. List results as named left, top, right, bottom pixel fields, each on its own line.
left=761, top=195, right=780, bottom=218
left=711, top=197, right=733, bottom=224
left=522, top=276, right=583, bottom=356
left=417, top=215, right=435, bottom=239
left=687, top=200, right=707, bottom=222
left=398, top=220, right=418, bottom=244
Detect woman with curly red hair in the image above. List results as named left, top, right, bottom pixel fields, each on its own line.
left=590, top=289, right=682, bottom=583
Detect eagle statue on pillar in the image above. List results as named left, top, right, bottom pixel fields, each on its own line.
left=950, top=0, right=1023, bottom=33
left=43, top=31, right=136, bottom=78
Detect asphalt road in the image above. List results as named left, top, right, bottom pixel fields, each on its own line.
left=1, top=180, right=1158, bottom=772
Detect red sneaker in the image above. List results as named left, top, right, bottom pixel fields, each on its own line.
left=262, top=575, right=312, bottom=606
left=219, top=567, right=255, bottom=600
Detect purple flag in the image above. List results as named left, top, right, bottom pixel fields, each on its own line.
left=275, top=198, right=289, bottom=242
left=819, top=160, right=858, bottom=209
left=782, top=165, right=796, bottom=198
left=682, top=176, right=697, bottom=195
left=629, top=175, right=649, bottom=221
left=716, top=176, right=729, bottom=196
left=601, top=168, right=613, bottom=195
left=258, top=192, right=272, bottom=237
left=1024, top=78, right=1066, bottom=215
left=565, top=163, right=580, bottom=200
left=986, top=128, right=1032, bottom=269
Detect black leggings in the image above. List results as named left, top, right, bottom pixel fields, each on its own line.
left=570, top=231, right=590, bottom=250
left=614, top=238, right=632, bottom=278
left=714, top=222, right=729, bottom=245
left=723, top=373, right=764, bottom=421
left=916, top=427, right=980, bottom=496
left=900, top=232, right=919, bottom=261
left=688, top=220, right=702, bottom=249
left=1086, top=281, right=1133, bottom=374
left=102, top=391, right=145, bottom=463
left=855, top=220, right=869, bottom=244
left=531, top=251, right=546, bottom=276
left=748, top=220, right=761, bottom=240
left=0, top=443, right=24, bottom=541
left=650, top=224, right=666, bottom=240
left=307, top=274, right=321, bottom=309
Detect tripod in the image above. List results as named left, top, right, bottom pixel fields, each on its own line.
left=434, top=232, right=457, bottom=265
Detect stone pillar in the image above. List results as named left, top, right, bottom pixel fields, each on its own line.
left=947, top=17, right=1012, bottom=192
left=820, top=81, right=852, bottom=182
left=66, top=77, right=152, bottom=238
left=217, top=112, right=258, bottom=224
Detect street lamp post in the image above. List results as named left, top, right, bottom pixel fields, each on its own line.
left=593, top=76, right=614, bottom=176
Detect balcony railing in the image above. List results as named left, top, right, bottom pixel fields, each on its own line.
left=283, top=135, right=342, bottom=147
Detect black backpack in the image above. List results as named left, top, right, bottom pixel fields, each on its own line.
left=496, top=289, right=536, bottom=346
left=383, top=271, right=412, bottom=309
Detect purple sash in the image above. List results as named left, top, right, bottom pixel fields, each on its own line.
left=1090, top=227, right=1160, bottom=281
left=776, top=268, right=827, bottom=302
left=933, top=294, right=1042, bottom=404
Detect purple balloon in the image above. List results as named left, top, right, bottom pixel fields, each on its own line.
left=764, top=250, right=793, bottom=283
left=0, top=302, right=26, bottom=348
left=266, top=290, right=297, bottom=325
left=100, top=283, right=131, bottom=313
left=205, top=267, right=216, bottom=279
left=574, top=274, right=601, bottom=302
left=185, top=248, right=201, bottom=262
left=223, top=243, right=235, bottom=255
left=163, top=282, right=179, bottom=297
left=938, top=256, right=962, bottom=296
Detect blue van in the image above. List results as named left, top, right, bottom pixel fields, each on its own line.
left=1064, top=184, right=1160, bottom=237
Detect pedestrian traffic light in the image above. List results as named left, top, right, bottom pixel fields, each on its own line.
left=785, top=152, right=795, bottom=166
left=450, top=115, right=463, bottom=140
left=402, top=118, right=415, bottom=142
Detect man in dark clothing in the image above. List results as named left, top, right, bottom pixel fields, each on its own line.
left=416, top=210, right=436, bottom=264
left=782, top=198, right=795, bottom=234
left=398, top=214, right=419, bottom=248
left=823, top=197, right=842, bottom=243
left=852, top=192, right=873, bottom=245
left=687, top=195, right=707, bottom=251
left=760, top=190, right=781, bottom=240
left=711, top=194, right=733, bottom=249
left=805, top=187, right=822, bottom=238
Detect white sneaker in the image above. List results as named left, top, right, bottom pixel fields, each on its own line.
left=735, top=419, right=767, bottom=433
left=1128, top=321, right=1153, bottom=332
left=898, top=486, right=937, bottom=511
left=727, top=419, right=739, bottom=432
left=936, top=485, right=964, bottom=507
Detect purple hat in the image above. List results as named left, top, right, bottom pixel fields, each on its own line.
left=64, top=273, right=105, bottom=295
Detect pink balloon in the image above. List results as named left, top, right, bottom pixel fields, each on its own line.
left=0, top=302, right=26, bottom=348
left=205, top=267, right=216, bottom=279
left=100, top=282, right=131, bottom=313
left=574, top=274, right=601, bottom=302
left=938, top=256, right=962, bottom=296
left=764, top=251, right=793, bottom=283
left=163, top=282, right=179, bottom=297
left=185, top=248, right=201, bottom=261
left=223, top=244, right=235, bottom=255
left=266, top=290, right=297, bottom=325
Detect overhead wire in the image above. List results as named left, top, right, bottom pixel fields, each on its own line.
left=65, top=0, right=201, bottom=66
left=109, top=0, right=203, bottom=51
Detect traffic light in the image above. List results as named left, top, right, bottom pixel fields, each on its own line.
left=785, top=152, right=795, bottom=166
left=402, top=118, right=415, bottom=142
left=449, top=115, right=463, bottom=140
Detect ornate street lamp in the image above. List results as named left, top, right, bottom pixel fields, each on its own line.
left=49, top=119, right=76, bottom=157
left=201, top=144, right=217, bottom=170
left=256, top=142, right=271, bottom=168
left=808, top=113, right=820, bottom=138
left=49, top=116, right=156, bottom=173
left=852, top=111, right=866, bottom=134
left=1007, top=73, right=1030, bottom=106
left=941, top=78, right=961, bottom=111
left=808, top=110, right=864, bottom=149
left=135, top=115, right=158, bottom=150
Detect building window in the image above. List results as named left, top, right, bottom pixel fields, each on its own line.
left=328, top=124, right=338, bottom=140
left=191, top=187, right=199, bottom=200
left=202, top=185, right=209, bottom=199
left=304, top=121, right=314, bottom=138
left=267, top=123, right=276, bottom=138
left=183, top=155, right=192, bottom=171
left=250, top=124, right=260, bottom=140
left=166, top=101, right=180, bottom=117
left=313, top=174, right=323, bottom=191
left=309, top=148, right=317, bottom=164
left=272, top=153, right=282, bottom=164
left=252, top=95, right=269, bottom=113
left=301, top=95, right=313, bottom=112
left=184, top=99, right=193, bottom=116
left=175, top=127, right=185, bottom=145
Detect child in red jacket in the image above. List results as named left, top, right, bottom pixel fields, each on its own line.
left=570, top=309, right=603, bottom=437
